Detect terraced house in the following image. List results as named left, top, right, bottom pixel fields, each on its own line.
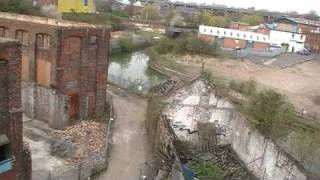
left=0, top=12, right=110, bottom=129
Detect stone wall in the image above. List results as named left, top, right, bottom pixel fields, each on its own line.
left=22, top=82, right=69, bottom=130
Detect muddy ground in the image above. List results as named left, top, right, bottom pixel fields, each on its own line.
left=97, top=86, right=153, bottom=180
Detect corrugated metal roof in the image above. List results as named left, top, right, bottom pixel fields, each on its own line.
left=286, top=17, right=320, bottom=27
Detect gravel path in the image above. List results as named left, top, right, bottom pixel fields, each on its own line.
left=98, top=88, right=150, bottom=180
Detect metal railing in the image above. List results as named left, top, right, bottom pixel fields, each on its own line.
left=107, top=74, right=151, bottom=95
left=32, top=150, right=108, bottom=180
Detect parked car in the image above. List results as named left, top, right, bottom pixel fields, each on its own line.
left=297, top=48, right=311, bottom=55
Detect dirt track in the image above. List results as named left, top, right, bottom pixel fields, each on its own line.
left=98, top=87, right=150, bottom=180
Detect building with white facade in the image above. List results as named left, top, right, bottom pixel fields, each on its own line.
left=199, top=25, right=306, bottom=52
left=269, top=30, right=306, bottom=52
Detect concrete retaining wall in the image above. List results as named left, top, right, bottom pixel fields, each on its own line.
left=222, top=112, right=308, bottom=180
left=22, top=82, right=69, bottom=129
left=165, top=80, right=310, bottom=179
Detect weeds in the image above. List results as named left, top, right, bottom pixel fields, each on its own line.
left=190, top=161, right=224, bottom=180
left=153, top=34, right=221, bottom=56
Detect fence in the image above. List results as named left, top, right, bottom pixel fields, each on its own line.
left=108, top=74, right=151, bottom=95
left=222, top=47, right=286, bottom=59
left=32, top=151, right=107, bottom=180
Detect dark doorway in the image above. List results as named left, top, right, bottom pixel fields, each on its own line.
left=68, top=93, right=79, bottom=122
left=0, top=144, right=10, bottom=162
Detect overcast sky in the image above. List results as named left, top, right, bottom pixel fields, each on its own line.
left=171, top=0, right=319, bottom=14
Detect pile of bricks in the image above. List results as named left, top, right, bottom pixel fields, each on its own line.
left=52, top=121, right=107, bottom=162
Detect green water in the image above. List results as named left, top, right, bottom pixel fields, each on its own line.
left=108, top=51, right=166, bottom=89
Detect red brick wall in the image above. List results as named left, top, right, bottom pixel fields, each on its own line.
left=305, top=32, right=320, bottom=53
left=0, top=40, right=29, bottom=180
left=0, top=14, right=110, bottom=125
left=0, top=18, right=59, bottom=84
left=253, top=42, right=270, bottom=50
left=299, top=24, right=318, bottom=33
left=223, top=38, right=246, bottom=49
left=58, top=28, right=109, bottom=119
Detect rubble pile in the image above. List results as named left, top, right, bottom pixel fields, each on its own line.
left=52, top=121, right=107, bottom=162
left=183, top=145, right=257, bottom=180
left=149, top=78, right=180, bottom=96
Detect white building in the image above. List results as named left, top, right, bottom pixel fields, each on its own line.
left=269, top=30, right=306, bottom=52
left=199, top=25, right=270, bottom=44
left=199, top=25, right=306, bottom=53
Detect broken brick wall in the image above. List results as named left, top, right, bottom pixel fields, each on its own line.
left=0, top=40, right=31, bottom=180
left=0, top=13, right=110, bottom=129
left=58, top=28, right=109, bottom=121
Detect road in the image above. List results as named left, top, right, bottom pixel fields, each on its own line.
left=98, top=87, right=150, bottom=180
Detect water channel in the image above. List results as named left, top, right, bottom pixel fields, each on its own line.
left=108, top=51, right=166, bottom=93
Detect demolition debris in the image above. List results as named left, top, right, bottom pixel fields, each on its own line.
left=52, top=121, right=107, bottom=162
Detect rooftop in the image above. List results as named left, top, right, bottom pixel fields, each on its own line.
left=0, top=12, right=106, bottom=28
left=279, top=17, right=320, bottom=27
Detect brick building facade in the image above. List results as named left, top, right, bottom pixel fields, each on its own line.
left=305, top=31, right=320, bottom=53
left=0, top=38, right=31, bottom=180
left=0, top=12, right=110, bottom=129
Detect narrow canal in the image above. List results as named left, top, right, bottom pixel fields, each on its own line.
left=108, top=51, right=166, bottom=93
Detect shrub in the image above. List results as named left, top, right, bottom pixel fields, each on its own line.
left=245, top=89, right=293, bottom=136
left=0, top=0, right=40, bottom=15
left=190, top=161, right=224, bottom=180
left=154, top=37, right=176, bottom=54
left=63, top=13, right=111, bottom=26
left=112, top=10, right=129, bottom=18
left=229, top=80, right=257, bottom=96
left=118, top=38, right=134, bottom=53
left=240, top=15, right=264, bottom=26
left=153, top=34, right=221, bottom=57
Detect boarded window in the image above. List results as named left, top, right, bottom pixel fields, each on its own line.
left=15, top=30, right=29, bottom=45
left=21, top=56, right=29, bottom=80
left=37, top=34, right=50, bottom=49
left=36, top=59, right=51, bottom=87
left=0, top=27, right=6, bottom=37
left=89, top=35, right=98, bottom=45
